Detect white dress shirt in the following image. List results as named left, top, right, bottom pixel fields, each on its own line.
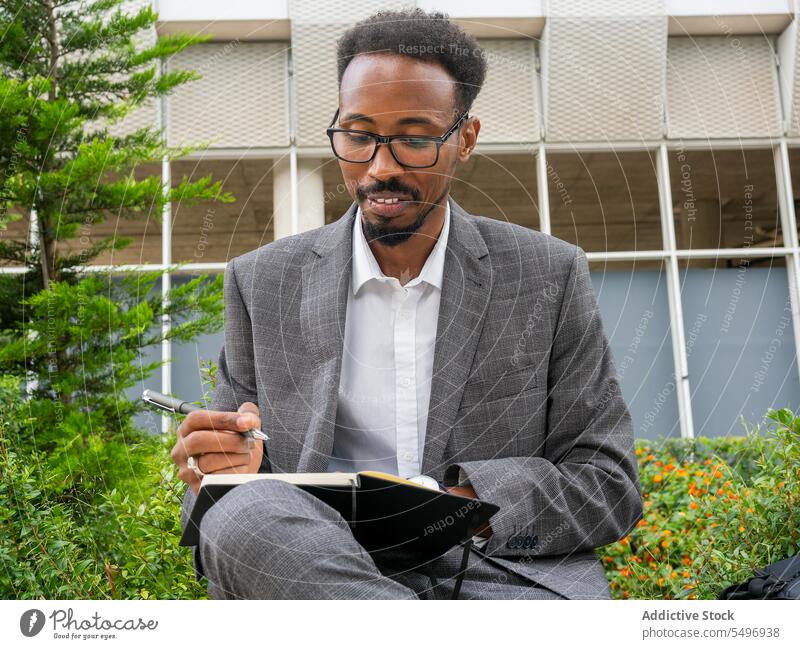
left=329, top=200, right=450, bottom=477
left=329, top=200, right=491, bottom=551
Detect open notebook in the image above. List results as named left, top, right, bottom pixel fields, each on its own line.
left=180, top=470, right=499, bottom=567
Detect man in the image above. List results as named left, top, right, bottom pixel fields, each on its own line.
left=172, top=7, right=643, bottom=600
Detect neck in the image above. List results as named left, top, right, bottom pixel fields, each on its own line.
left=365, top=197, right=447, bottom=285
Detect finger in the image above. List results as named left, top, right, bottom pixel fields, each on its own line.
left=178, top=466, right=200, bottom=493
left=181, top=429, right=252, bottom=458
left=208, top=463, right=254, bottom=476
left=170, top=440, right=186, bottom=466
left=179, top=409, right=257, bottom=438
left=198, top=452, right=252, bottom=474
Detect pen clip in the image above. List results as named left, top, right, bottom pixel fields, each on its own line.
left=141, top=390, right=175, bottom=413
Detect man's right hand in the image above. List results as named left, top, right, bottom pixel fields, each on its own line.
left=170, top=402, right=264, bottom=496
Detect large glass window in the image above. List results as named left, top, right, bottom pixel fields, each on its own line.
left=591, top=262, right=679, bottom=439
left=668, top=148, right=782, bottom=268
left=548, top=151, right=661, bottom=252
left=679, top=260, right=799, bottom=437
left=451, top=153, right=538, bottom=229
left=171, top=159, right=274, bottom=263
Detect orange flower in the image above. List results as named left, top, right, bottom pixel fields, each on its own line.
left=653, top=475, right=663, bottom=483
left=661, top=540, right=670, bottom=548
left=620, top=568, right=631, bottom=577
left=662, top=530, right=672, bottom=536
left=682, top=556, right=691, bottom=566
left=746, top=507, right=753, bottom=514
left=695, top=471, right=704, bottom=477
left=689, top=502, right=699, bottom=510
left=714, top=470, right=723, bottom=479
left=657, top=577, right=664, bottom=586
left=664, top=463, right=675, bottom=471
left=710, top=522, right=718, bottom=527
left=644, top=500, right=652, bottom=507
left=682, top=570, right=690, bottom=578
left=637, top=519, right=647, bottom=528
left=677, top=470, right=688, bottom=477
left=647, top=454, right=655, bottom=461
left=739, top=526, right=746, bottom=533
left=704, top=458, right=712, bottom=465
left=655, top=461, right=663, bottom=467
left=717, top=488, right=724, bottom=496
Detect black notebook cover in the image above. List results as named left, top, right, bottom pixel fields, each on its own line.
left=180, top=472, right=500, bottom=566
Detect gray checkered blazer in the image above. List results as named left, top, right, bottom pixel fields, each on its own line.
left=194, top=195, right=643, bottom=599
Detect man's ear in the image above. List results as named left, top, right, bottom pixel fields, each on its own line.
left=458, top=116, right=480, bottom=164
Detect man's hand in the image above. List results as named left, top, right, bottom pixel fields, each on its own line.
left=170, top=402, right=263, bottom=496
left=444, top=485, right=493, bottom=538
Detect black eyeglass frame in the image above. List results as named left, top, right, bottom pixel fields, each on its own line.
left=326, top=107, right=470, bottom=169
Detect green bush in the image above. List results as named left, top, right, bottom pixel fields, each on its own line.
left=0, top=375, right=206, bottom=599
left=601, top=408, right=800, bottom=599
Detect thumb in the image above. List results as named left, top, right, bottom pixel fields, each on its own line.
left=236, top=401, right=260, bottom=428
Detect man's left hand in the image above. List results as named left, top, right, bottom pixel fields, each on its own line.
left=444, top=485, right=492, bottom=538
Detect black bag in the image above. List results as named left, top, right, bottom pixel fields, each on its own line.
left=719, top=554, right=800, bottom=600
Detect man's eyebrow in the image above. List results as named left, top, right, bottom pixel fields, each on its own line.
left=340, top=113, right=440, bottom=128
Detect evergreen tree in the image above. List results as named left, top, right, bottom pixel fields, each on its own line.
left=0, top=0, right=232, bottom=494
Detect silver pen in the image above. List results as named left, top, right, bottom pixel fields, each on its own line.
left=142, top=389, right=269, bottom=441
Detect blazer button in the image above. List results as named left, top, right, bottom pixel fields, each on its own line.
left=523, top=535, right=538, bottom=549
left=506, top=535, right=521, bottom=549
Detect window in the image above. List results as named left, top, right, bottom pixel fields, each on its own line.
left=171, top=159, right=274, bottom=263
left=548, top=151, right=661, bottom=252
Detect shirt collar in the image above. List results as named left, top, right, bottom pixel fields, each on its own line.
left=352, top=198, right=451, bottom=296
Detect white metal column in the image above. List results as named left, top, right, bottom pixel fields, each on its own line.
left=657, top=142, right=695, bottom=438
left=287, top=47, right=299, bottom=236
left=536, top=143, right=551, bottom=234
left=159, top=59, right=172, bottom=435
left=775, top=139, right=800, bottom=386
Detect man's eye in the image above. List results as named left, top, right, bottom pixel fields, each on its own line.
left=345, top=133, right=371, bottom=144
left=400, top=138, right=432, bottom=149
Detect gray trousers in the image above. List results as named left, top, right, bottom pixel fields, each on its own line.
left=182, top=479, right=567, bottom=600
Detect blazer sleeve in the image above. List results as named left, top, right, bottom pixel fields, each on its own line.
left=443, top=246, right=644, bottom=557
left=180, top=256, right=269, bottom=573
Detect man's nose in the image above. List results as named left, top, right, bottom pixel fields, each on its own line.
left=367, top=140, right=405, bottom=180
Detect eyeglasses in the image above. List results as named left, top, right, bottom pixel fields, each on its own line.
left=326, top=107, right=469, bottom=168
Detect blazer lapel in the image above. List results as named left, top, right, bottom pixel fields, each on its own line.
left=421, top=197, right=492, bottom=478
left=297, top=201, right=357, bottom=473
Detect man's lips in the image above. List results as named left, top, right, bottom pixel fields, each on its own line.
left=365, top=195, right=414, bottom=217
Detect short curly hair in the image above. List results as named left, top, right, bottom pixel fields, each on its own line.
left=336, top=7, right=487, bottom=116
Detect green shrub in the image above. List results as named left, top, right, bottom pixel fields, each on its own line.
left=601, top=409, right=800, bottom=599
left=0, top=375, right=206, bottom=599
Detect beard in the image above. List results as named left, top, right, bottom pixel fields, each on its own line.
left=360, top=188, right=448, bottom=247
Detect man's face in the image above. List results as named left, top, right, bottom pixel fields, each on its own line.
left=335, top=53, right=479, bottom=245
